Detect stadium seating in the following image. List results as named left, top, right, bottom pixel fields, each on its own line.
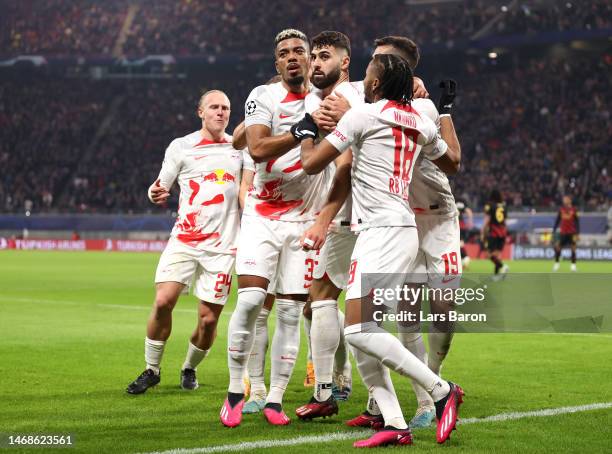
left=2, top=1, right=610, bottom=57
left=1, top=0, right=610, bottom=213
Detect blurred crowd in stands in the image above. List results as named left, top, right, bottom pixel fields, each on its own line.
left=1, top=0, right=610, bottom=214
left=453, top=55, right=611, bottom=211
left=1, top=51, right=609, bottom=214
left=1, top=0, right=610, bottom=57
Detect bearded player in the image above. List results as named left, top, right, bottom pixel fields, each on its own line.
left=220, top=29, right=330, bottom=427
left=293, top=31, right=361, bottom=420
left=293, top=53, right=464, bottom=447
left=126, top=90, right=254, bottom=394
left=310, top=36, right=464, bottom=431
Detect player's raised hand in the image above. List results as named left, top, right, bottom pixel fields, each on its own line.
left=148, top=179, right=170, bottom=205
left=320, top=93, right=350, bottom=122
left=438, top=79, right=457, bottom=115
left=311, top=109, right=336, bottom=133
left=413, top=76, right=429, bottom=99
left=290, top=114, right=318, bottom=141
left=300, top=222, right=327, bottom=250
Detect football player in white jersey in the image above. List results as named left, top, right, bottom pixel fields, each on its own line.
left=293, top=54, right=464, bottom=447
left=221, top=29, right=329, bottom=428
left=316, top=36, right=464, bottom=432
left=293, top=31, right=358, bottom=420
left=231, top=75, right=281, bottom=415
left=126, top=90, right=254, bottom=394
left=375, top=37, right=463, bottom=431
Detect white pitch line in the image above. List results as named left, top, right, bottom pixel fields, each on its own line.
left=141, top=402, right=612, bottom=454
left=0, top=296, right=232, bottom=315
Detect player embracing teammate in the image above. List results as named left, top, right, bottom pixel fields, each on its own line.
left=287, top=45, right=465, bottom=445
left=221, top=29, right=330, bottom=427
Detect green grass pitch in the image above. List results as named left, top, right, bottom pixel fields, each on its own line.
left=0, top=251, right=611, bottom=453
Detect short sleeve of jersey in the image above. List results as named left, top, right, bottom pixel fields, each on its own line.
left=421, top=132, right=448, bottom=161
left=325, top=107, right=366, bottom=154
left=242, top=149, right=255, bottom=172
left=244, top=85, right=273, bottom=128
left=158, top=139, right=182, bottom=189
left=484, top=204, right=491, bottom=216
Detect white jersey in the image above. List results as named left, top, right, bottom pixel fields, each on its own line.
left=325, top=99, right=448, bottom=231
left=409, top=98, right=457, bottom=217
left=157, top=130, right=254, bottom=253
left=243, top=81, right=328, bottom=221
left=351, top=82, right=457, bottom=217
left=304, top=81, right=363, bottom=230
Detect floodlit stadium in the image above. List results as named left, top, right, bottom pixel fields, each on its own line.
left=1, top=1, right=611, bottom=452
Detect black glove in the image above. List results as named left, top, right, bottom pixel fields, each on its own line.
left=437, top=79, right=457, bottom=115
left=290, top=114, right=318, bottom=141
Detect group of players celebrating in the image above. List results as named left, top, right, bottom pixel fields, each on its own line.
left=126, top=29, right=469, bottom=448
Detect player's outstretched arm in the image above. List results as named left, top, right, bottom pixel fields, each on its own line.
left=232, top=121, right=247, bottom=150
left=432, top=80, right=461, bottom=175
left=290, top=113, right=341, bottom=174
left=312, top=152, right=352, bottom=227
left=435, top=116, right=461, bottom=174
left=246, top=124, right=298, bottom=163
left=301, top=152, right=352, bottom=250
left=300, top=137, right=341, bottom=175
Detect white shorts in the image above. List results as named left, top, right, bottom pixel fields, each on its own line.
left=313, top=230, right=358, bottom=290
left=411, top=214, right=462, bottom=288
left=346, top=226, right=419, bottom=309
left=236, top=215, right=314, bottom=295
left=155, top=238, right=235, bottom=305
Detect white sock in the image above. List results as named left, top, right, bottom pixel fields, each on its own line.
left=353, top=346, right=407, bottom=429
left=303, top=315, right=312, bottom=363
left=182, top=342, right=208, bottom=371
left=334, top=309, right=352, bottom=378
left=428, top=324, right=454, bottom=376
left=311, top=299, right=339, bottom=401
left=227, top=287, right=267, bottom=394
left=367, top=393, right=382, bottom=415
left=398, top=329, right=434, bottom=408
left=345, top=322, right=450, bottom=402
left=247, top=307, right=270, bottom=397
left=145, top=337, right=165, bottom=375
left=267, top=299, right=301, bottom=404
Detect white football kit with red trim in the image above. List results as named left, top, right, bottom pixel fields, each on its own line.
left=154, top=130, right=253, bottom=304
left=237, top=82, right=329, bottom=294
left=324, top=98, right=449, bottom=303
left=409, top=99, right=462, bottom=288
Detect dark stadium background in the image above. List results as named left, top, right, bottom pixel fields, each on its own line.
left=0, top=0, right=610, bottom=256
left=1, top=2, right=612, bottom=453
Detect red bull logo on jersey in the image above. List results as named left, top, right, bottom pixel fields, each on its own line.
left=202, top=169, right=236, bottom=185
